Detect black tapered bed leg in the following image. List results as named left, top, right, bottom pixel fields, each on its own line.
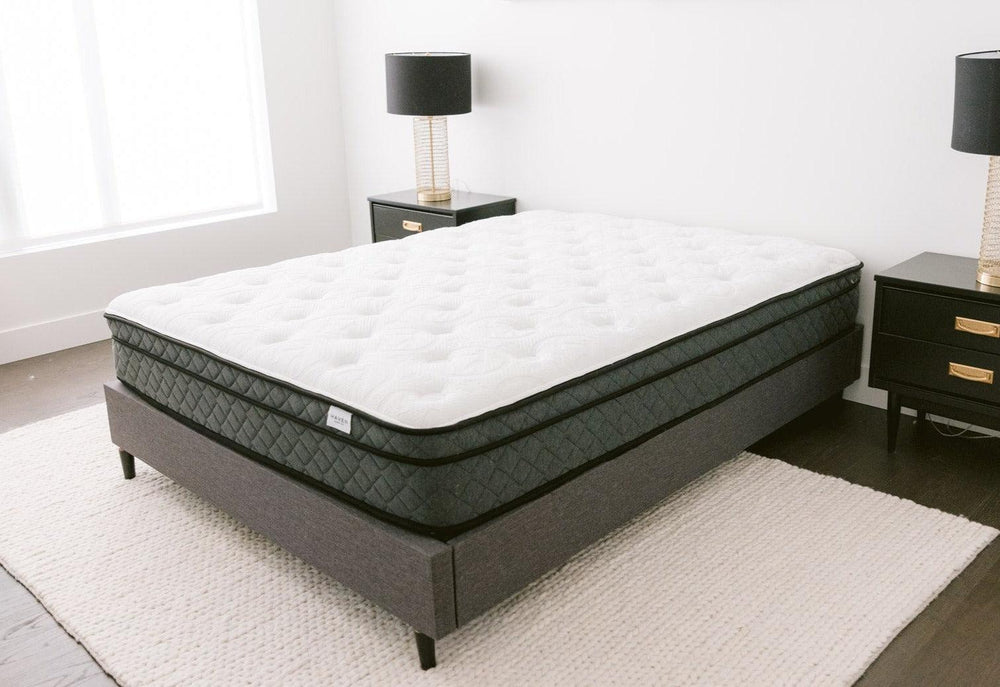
left=414, top=632, right=436, bottom=670
left=119, top=449, right=136, bottom=480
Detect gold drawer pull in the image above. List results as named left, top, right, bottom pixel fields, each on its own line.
left=948, top=362, right=994, bottom=385
left=402, top=220, right=423, bottom=233
left=955, top=316, right=1000, bottom=338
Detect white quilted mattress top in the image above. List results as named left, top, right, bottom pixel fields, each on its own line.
left=106, top=211, right=860, bottom=429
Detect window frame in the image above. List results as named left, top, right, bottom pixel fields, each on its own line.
left=0, top=0, right=276, bottom=258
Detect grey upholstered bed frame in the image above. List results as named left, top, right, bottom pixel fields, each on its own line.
left=105, top=325, right=862, bottom=670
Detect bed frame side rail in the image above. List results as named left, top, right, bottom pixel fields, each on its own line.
left=448, top=325, right=863, bottom=626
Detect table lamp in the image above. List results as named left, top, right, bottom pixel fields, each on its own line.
left=952, top=50, right=1000, bottom=287
left=386, top=52, right=471, bottom=202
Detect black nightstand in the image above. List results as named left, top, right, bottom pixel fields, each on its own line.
left=870, top=252, right=1000, bottom=450
left=368, top=190, right=516, bottom=243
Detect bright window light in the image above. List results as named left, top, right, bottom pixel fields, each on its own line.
left=0, top=0, right=274, bottom=255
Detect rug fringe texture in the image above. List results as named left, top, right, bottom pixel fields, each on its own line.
left=0, top=404, right=995, bottom=686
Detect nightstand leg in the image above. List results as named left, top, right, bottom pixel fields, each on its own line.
left=887, top=392, right=902, bottom=453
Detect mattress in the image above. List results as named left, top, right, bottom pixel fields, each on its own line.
left=106, top=211, right=861, bottom=537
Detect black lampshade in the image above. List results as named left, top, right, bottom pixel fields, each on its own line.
left=385, top=52, right=471, bottom=116
left=952, top=50, right=1000, bottom=155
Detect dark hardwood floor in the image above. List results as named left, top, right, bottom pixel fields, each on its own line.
left=0, top=341, right=111, bottom=434
left=1, top=341, right=998, bottom=685
left=0, top=341, right=116, bottom=687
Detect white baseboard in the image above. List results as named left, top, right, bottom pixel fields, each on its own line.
left=0, top=310, right=109, bottom=365
left=844, top=365, right=883, bottom=409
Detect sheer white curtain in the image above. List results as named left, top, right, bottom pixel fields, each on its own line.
left=0, top=0, right=274, bottom=255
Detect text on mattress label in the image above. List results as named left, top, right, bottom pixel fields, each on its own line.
left=326, top=406, right=353, bottom=433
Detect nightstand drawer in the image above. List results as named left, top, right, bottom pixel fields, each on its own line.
left=873, top=334, right=1000, bottom=404
left=880, top=287, right=1000, bottom=354
left=372, top=204, right=454, bottom=240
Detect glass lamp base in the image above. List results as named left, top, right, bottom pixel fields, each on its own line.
left=977, top=156, right=1000, bottom=287
left=413, top=116, right=451, bottom=204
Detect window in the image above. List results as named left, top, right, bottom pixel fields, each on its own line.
left=0, top=0, right=274, bottom=255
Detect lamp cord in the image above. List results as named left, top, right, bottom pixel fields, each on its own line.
left=925, top=414, right=998, bottom=440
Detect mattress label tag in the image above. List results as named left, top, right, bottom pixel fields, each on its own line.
left=326, top=406, right=353, bottom=434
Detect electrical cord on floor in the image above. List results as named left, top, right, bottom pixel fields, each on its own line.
left=925, top=415, right=998, bottom=440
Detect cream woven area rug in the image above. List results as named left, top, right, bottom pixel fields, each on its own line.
left=1, top=405, right=996, bottom=686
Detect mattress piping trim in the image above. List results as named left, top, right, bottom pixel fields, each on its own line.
left=116, top=325, right=861, bottom=540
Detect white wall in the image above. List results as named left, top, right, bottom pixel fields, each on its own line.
left=331, top=0, right=1000, bottom=407
left=0, top=0, right=352, bottom=365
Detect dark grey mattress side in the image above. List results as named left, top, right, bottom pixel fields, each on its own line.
left=108, top=268, right=860, bottom=537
